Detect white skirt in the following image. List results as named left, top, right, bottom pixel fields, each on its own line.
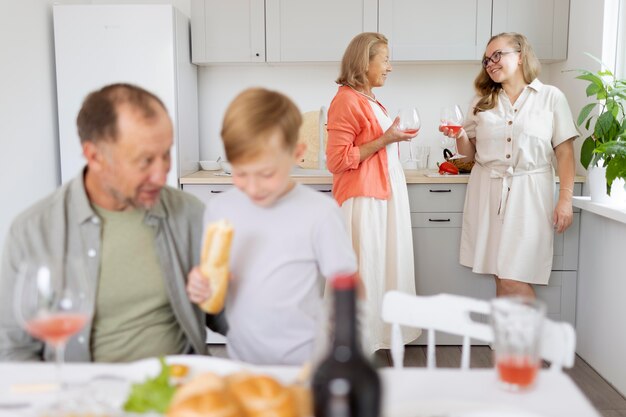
left=341, top=144, right=421, bottom=353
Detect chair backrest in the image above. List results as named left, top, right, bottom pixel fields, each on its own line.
left=381, top=291, right=576, bottom=371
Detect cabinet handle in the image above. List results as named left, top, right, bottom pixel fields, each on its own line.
left=210, top=190, right=223, bottom=194
left=429, top=189, right=452, bottom=193
left=428, top=218, right=451, bottom=222
left=318, top=189, right=332, bottom=193
left=255, top=53, right=260, bottom=57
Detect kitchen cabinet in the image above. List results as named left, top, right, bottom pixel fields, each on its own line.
left=265, top=0, right=377, bottom=62
left=191, top=0, right=265, bottom=63
left=191, top=0, right=570, bottom=63
left=492, top=0, right=570, bottom=61
left=378, top=0, right=492, bottom=61
left=191, top=0, right=377, bottom=64
left=409, top=182, right=581, bottom=344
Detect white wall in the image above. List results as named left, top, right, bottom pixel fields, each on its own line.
left=545, top=0, right=606, bottom=177
left=197, top=62, right=484, bottom=167
left=0, top=0, right=60, bottom=251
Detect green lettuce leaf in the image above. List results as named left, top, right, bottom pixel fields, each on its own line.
left=123, top=357, right=176, bottom=414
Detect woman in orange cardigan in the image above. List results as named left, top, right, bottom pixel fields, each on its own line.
left=326, top=32, right=420, bottom=353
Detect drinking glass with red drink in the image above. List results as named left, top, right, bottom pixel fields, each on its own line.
left=490, top=296, right=546, bottom=392
left=439, top=105, right=465, bottom=158
left=14, top=259, right=92, bottom=402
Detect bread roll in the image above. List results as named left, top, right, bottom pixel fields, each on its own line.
left=167, top=372, right=243, bottom=417
left=227, top=373, right=298, bottom=417
left=199, top=219, right=234, bottom=314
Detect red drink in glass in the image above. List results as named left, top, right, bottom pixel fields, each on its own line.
left=440, top=124, right=462, bottom=134
left=497, top=355, right=539, bottom=388
left=25, top=313, right=88, bottom=346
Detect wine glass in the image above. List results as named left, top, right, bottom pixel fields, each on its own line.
left=397, top=107, right=421, bottom=160
left=440, top=105, right=465, bottom=158
left=14, top=259, right=92, bottom=399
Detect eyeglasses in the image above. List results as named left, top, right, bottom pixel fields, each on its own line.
left=482, top=50, right=520, bottom=68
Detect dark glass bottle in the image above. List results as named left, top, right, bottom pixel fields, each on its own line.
left=312, top=274, right=381, bottom=417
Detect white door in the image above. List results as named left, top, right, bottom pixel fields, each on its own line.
left=379, top=0, right=492, bottom=61
left=265, top=0, right=378, bottom=62
left=491, top=0, right=569, bottom=61
left=191, top=0, right=265, bottom=63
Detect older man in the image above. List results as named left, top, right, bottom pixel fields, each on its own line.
left=0, top=83, right=210, bottom=362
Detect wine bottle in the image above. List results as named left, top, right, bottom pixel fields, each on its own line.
left=312, top=274, right=381, bottom=417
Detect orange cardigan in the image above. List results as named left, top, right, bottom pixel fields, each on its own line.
left=326, top=85, right=390, bottom=206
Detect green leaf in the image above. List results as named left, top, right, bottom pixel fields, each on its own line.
left=576, top=73, right=605, bottom=88
left=586, top=83, right=602, bottom=97
left=605, top=155, right=626, bottom=195
left=123, top=357, right=176, bottom=414
left=580, top=136, right=596, bottom=169
left=577, top=103, right=597, bottom=126
left=594, top=111, right=617, bottom=140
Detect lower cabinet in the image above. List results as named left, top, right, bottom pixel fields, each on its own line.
left=408, top=183, right=581, bottom=345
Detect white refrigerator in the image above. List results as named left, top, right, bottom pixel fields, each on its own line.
left=53, top=4, right=199, bottom=187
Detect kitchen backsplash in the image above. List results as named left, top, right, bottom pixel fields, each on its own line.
left=197, top=62, right=555, bottom=169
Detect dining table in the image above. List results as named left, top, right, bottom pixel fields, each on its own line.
left=0, top=355, right=601, bottom=417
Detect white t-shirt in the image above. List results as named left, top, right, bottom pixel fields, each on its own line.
left=203, top=184, right=357, bottom=365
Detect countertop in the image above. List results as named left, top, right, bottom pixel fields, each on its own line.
left=180, top=169, right=586, bottom=185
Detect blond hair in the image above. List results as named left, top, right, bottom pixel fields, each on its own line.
left=221, top=88, right=302, bottom=163
left=473, top=32, right=541, bottom=115
left=336, top=32, right=389, bottom=89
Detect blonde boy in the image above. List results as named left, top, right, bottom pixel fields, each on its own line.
left=187, top=88, right=357, bottom=365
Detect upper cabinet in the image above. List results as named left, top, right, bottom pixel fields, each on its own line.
left=191, top=0, right=265, bottom=63
left=266, top=0, right=377, bottom=62
left=191, top=0, right=377, bottom=64
left=492, top=0, right=570, bottom=61
left=378, top=0, right=492, bottom=61
left=191, top=0, right=570, bottom=64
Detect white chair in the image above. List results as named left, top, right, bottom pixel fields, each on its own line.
left=381, top=291, right=576, bottom=371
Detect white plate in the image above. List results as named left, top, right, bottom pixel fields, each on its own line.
left=126, top=355, right=247, bottom=382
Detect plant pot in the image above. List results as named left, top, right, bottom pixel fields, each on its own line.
left=588, top=157, right=626, bottom=204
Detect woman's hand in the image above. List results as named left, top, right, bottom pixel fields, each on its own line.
left=186, top=266, right=212, bottom=305
left=553, top=198, right=573, bottom=233
left=382, top=116, right=419, bottom=144
left=438, top=124, right=465, bottom=139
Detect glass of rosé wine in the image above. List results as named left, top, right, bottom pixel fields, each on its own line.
left=440, top=105, right=465, bottom=158
left=14, top=259, right=92, bottom=394
left=490, top=296, right=546, bottom=392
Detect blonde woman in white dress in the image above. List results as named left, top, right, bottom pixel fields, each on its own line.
left=326, top=32, right=420, bottom=353
left=440, top=32, right=578, bottom=297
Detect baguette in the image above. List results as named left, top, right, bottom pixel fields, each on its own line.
left=199, top=219, right=233, bottom=314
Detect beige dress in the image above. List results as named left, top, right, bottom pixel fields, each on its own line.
left=460, top=79, right=578, bottom=285
left=341, top=99, right=420, bottom=353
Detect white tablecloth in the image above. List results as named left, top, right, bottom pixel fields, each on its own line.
left=0, top=356, right=600, bottom=417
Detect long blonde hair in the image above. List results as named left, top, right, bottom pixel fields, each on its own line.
left=473, top=32, right=541, bottom=115
left=336, top=32, right=388, bottom=89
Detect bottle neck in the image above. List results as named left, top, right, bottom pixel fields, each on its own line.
left=331, top=287, right=360, bottom=354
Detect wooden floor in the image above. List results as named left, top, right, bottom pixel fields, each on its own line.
left=209, top=345, right=626, bottom=416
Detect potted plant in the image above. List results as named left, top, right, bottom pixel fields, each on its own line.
left=574, top=55, right=626, bottom=198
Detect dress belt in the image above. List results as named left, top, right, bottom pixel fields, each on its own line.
left=475, top=161, right=552, bottom=218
